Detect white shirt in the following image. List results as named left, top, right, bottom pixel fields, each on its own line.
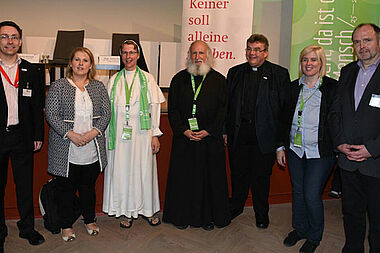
left=0, top=57, right=21, bottom=126
left=67, top=78, right=98, bottom=165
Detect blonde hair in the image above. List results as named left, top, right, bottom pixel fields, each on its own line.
left=299, top=45, right=326, bottom=78
left=66, top=47, right=96, bottom=81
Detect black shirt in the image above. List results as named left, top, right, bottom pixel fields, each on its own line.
left=240, top=65, right=262, bottom=121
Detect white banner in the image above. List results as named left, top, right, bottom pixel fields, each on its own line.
left=181, top=0, right=254, bottom=76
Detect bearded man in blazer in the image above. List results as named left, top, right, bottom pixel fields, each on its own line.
left=0, top=21, right=45, bottom=251
left=224, top=34, right=290, bottom=229
left=330, top=23, right=380, bottom=253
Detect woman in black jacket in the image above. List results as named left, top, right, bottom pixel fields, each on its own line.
left=276, top=45, right=337, bottom=253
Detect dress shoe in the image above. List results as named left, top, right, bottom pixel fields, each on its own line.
left=299, top=240, right=319, bottom=253
left=256, top=220, right=269, bottom=229
left=202, top=223, right=214, bottom=231
left=19, top=230, right=45, bottom=245
left=328, top=190, right=341, bottom=199
left=283, top=230, right=303, bottom=247
left=175, top=225, right=188, bottom=230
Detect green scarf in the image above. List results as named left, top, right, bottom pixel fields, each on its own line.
left=108, top=66, right=151, bottom=150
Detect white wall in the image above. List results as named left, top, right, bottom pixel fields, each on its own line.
left=252, top=0, right=293, bottom=69
left=2, top=0, right=294, bottom=72
left=0, top=0, right=183, bottom=42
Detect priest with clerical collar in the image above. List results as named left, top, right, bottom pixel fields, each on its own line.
left=224, top=34, right=291, bottom=229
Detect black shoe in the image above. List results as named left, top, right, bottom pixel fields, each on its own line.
left=175, top=225, right=188, bottom=230
left=0, top=239, right=4, bottom=253
left=256, top=221, right=269, bottom=229
left=299, top=240, right=319, bottom=253
left=202, top=223, right=214, bottom=231
left=19, top=230, right=45, bottom=246
left=256, top=218, right=269, bottom=229
left=283, top=230, right=303, bottom=247
left=328, top=190, right=341, bottom=199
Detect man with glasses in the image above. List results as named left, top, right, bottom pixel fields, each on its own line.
left=224, top=34, right=290, bottom=228
left=0, top=21, right=45, bottom=251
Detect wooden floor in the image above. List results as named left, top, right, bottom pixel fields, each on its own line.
left=3, top=200, right=363, bottom=253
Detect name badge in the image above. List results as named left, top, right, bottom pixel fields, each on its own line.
left=22, top=89, right=32, bottom=97
left=294, top=129, right=302, bottom=147
left=121, top=125, right=132, bottom=140
left=369, top=94, right=380, bottom=108
left=188, top=117, right=199, bottom=131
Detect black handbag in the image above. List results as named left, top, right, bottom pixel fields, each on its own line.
left=38, top=178, right=81, bottom=234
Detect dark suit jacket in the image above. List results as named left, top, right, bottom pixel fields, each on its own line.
left=0, top=59, right=44, bottom=150
left=225, top=61, right=290, bottom=154
left=278, top=76, right=338, bottom=158
left=331, top=60, right=380, bottom=178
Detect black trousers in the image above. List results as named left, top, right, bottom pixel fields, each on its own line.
left=0, top=129, right=35, bottom=241
left=55, top=161, right=100, bottom=229
left=330, top=166, right=342, bottom=193
left=341, top=169, right=380, bottom=253
left=229, top=122, right=275, bottom=220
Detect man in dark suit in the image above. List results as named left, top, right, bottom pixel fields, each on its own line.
left=0, top=21, right=45, bottom=251
left=224, top=34, right=290, bottom=228
left=331, top=23, right=380, bottom=253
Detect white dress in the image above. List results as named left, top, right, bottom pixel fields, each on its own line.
left=103, top=69, right=165, bottom=218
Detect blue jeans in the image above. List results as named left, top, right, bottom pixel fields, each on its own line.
left=287, top=149, right=335, bottom=244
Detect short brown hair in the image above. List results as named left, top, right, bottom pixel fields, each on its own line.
left=352, top=23, right=380, bottom=41
left=247, top=34, right=269, bottom=50
left=0, top=20, right=22, bottom=38
left=66, top=47, right=96, bottom=81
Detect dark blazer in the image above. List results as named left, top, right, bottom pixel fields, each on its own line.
left=278, top=76, right=338, bottom=158
left=0, top=59, right=44, bottom=150
left=330, top=61, right=380, bottom=178
left=225, top=61, right=290, bottom=154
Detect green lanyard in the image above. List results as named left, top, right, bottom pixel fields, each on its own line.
left=190, top=74, right=206, bottom=116
left=123, top=70, right=138, bottom=124
left=296, top=78, right=322, bottom=129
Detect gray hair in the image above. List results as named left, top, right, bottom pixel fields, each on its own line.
left=186, top=40, right=215, bottom=68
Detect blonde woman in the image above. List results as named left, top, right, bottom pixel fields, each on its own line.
left=46, top=47, right=110, bottom=241
left=276, top=45, right=337, bottom=253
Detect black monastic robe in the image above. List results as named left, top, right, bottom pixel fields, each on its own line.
left=163, top=68, right=231, bottom=227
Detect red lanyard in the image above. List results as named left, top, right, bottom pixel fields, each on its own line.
left=0, top=64, right=19, bottom=88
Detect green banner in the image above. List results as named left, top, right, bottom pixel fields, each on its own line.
left=290, top=0, right=380, bottom=80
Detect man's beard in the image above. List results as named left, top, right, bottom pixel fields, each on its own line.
left=186, top=61, right=211, bottom=76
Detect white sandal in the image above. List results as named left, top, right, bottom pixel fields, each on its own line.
left=85, top=223, right=99, bottom=236
left=61, top=228, right=76, bottom=242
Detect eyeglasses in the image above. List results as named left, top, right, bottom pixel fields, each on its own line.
left=246, top=47, right=266, bottom=53
left=1, top=34, right=20, bottom=41
left=121, top=51, right=137, bottom=56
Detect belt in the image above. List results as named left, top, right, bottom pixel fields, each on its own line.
left=5, top=124, right=20, bottom=132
